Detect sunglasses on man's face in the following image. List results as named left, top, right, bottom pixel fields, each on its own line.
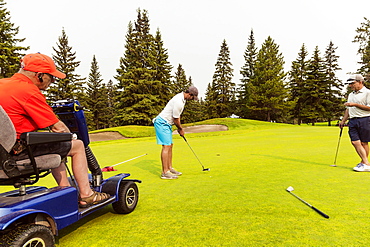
left=346, top=80, right=358, bottom=85
left=46, top=73, right=55, bottom=82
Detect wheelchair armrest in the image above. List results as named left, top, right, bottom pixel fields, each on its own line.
left=20, top=132, right=73, bottom=145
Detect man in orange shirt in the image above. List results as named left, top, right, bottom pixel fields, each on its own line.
left=0, top=53, right=109, bottom=207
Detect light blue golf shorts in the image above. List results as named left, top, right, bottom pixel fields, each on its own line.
left=154, top=116, right=173, bottom=145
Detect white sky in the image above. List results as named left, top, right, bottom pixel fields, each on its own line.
left=5, top=0, right=370, bottom=98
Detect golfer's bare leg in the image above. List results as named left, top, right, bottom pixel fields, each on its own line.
left=362, top=142, right=369, bottom=157
left=51, top=162, right=71, bottom=187
left=161, top=145, right=172, bottom=173
left=68, top=139, right=93, bottom=198
left=168, top=144, right=173, bottom=170
left=352, top=140, right=370, bottom=165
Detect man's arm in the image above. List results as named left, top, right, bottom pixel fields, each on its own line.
left=173, top=118, right=184, bottom=137
left=339, top=109, right=349, bottom=128
left=49, top=120, right=70, bottom=133
left=344, top=102, right=370, bottom=111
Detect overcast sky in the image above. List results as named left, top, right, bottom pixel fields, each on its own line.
left=5, top=0, right=370, bottom=98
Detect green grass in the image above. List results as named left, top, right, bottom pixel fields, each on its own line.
left=89, top=118, right=288, bottom=139
left=3, top=120, right=369, bottom=246
left=90, top=125, right=156, bottom=138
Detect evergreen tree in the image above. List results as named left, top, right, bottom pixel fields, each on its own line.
left=48, top=28, right=85, bottom=101
left=288, top=44, right=309, bottom=124
left=0, top=0, right=29, bottom=78
left=323, top=41, right=344, bottom=125
left=353, top=17, right=370, bottom=81
left=115, top=9, right=162, bottom=126
left=204, top=82, right=218, bottom=119
left=248, top=36, right=287, bottom=122
left=237, top=29, right=257, bottom=118
left=105, top=79, right=117, bottom=128
left=206, top=39, right=235, bottom=118
left=193, top=98, right=208, bottom=122
left=172, top=68, right=200, bottom=123
left=84, top=55, right=110, bottom=130
left=300, top=46, right=329, bottom=125
left=153, top=28, right=173, bottom=103
left=173, top=64, right=191, bottom=93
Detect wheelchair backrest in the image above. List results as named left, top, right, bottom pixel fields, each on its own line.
left=0, top=106, right=16, bottom=152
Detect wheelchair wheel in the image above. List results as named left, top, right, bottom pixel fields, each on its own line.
left=112, top=181, right=139, bottom=214
left=1, top=224, right=55, bottom=247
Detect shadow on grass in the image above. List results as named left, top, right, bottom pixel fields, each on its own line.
left=55, top=206, right=112, bottom=245
left=133, top=159, right=161, bottom=176
left=251, top=154, right=350, bottom=170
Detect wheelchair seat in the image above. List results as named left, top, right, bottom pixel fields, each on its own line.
left=0, top=105, right=72, bottom=188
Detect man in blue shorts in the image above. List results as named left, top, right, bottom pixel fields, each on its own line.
left=339, top=74, right=370, bottom=171
left=153, top=86, right=199, bottom=179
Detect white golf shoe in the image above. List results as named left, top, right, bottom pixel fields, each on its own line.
left=169, top=168, right=182, bottom=176
left=161, top=171, right=178, bottom=179
left=353, top=163, right=370, bottom=172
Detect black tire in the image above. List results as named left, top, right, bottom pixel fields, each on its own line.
left=112, top=181, right=139, bottom=214
left=0, top=224, right=55, bottom=247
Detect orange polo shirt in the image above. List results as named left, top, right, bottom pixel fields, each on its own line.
left=0, top=73, right=59, bottom=138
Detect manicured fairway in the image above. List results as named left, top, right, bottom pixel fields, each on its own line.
left=3, top=120, right=370, bottom=246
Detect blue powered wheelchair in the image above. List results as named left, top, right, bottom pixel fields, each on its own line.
left=0, top=100, right=141, bottom=246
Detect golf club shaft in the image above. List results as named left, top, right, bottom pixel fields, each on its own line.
left=181, top=136, right=205, bottom=170
left=333, top=128, right=343, bottom=166
left=288, top=191, right=329, bottom=219
left=111, top=153, right=148, bottom=167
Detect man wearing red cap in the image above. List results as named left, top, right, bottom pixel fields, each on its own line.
left=0, top=53, right=110, bottom=207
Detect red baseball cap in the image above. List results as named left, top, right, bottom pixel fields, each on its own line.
left=21, top=53, right=66, bottom=79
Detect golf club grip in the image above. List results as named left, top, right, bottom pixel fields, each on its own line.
left=311, top=206, right=329, bottom=219
left=339, top=127, right=343, bottom=137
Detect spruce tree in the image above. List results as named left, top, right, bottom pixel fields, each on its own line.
left=289, top=44, right=309, bottom=124
left=115, top=9, right=162, bottom=126
left=323, top=41, right=344, bottom=125
left=301, top=46, right=328, bottom=125
left=172, top=66, right=199, bottom=123
left=48, top=28, right=85, bottom=102
left=106, top=79, right=117, bottom=128
left=204, top=82, right=218, bottom=119
left=173, top=64, right=191, bottom=93
left=0, top=0, right=29, bottom=78
left=206, top=39, right=235, bottom=118
left=237, top=29, right=257, bottom=118
left=84, top=55, right=109, bottom=130
left=248, top=36, right=287, bottom=122
left=153, top=28, right=173, bottom=103
left=353, top=17, right=370, bottom=80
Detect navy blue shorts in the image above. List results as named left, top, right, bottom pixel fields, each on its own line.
left=348, top=116, right=370, bottom=142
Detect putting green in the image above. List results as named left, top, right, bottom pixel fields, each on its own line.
left=2, top=120, right=369, bottom=246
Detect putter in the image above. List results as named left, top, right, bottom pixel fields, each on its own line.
left=331, top=128, right=343, bottom=167
left=181, top=136, right=210, bottom=171
left=286, top=186, right=329, bottom=219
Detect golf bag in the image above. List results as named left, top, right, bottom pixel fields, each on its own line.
left=51, top=99, right=102, bottom=186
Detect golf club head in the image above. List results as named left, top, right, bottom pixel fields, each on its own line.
left=286, top=186, right=294, bottom=192
left=203, top=168, right=210, bottom=171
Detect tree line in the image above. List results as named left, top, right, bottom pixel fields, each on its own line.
left=1, top=1, right=370, bottom=130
